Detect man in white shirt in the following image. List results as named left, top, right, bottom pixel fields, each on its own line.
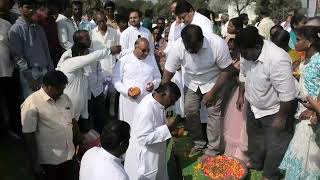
left=163, top=25, right=235, bottom=157
left=113, top=38, right=161, bottom=126
left=89, top=10, right=121, bottom=133
left=257, top=9, right=275, bottom=40
left=119, top=9, right=154, bottom=57
left=56, top=3, right=77, bottom=51
left=80, top=120, right=130, bottom=180
left=174, top=0, right=213, bottom=35
left=235, top=26, right=296, bottom=180
left=56, top=30, right=109, bottom=127
left=124, top=82, right=181, bottom=180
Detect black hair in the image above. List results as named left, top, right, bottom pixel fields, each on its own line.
left=290, top=13, right=307, bottom=30
left=235, top=26, right=263, bottom=49
left=181, top=24, right=204, bottom=49
left=197, top=8, right=211, bottom=19
left=43, top=70, right=68, bottom=87
left=175, top=0, right=194, bottom=16
left=17, top=0, right=34, bottom=7
left=271, top=29, right=290, bottom=50
left=72, top=30, right=89, bottom=57
left=100, top=120, right=130, bottom=151
left=296, top=26, right=320, bottom=51
left=229, top=17, right=243, bottom=32
left=260, top=8, right=270, bottom=17
left=144, top=9, right=153, bottom=18
left=71, top=0, right=82, bottom=7
left=155, top=82, right=181, bottom=100
left=239, top=13, right=248, bottom=23
left=129, top=9, right=142, bottom=18
left=157, top=17, right=165, bottom=22
left=87, top=8, right=100, bottom=17
left=104, top=0, right=115, bottom=9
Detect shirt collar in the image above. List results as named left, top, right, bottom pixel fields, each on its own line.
left=99, top=147, right=123, bottom=163
left=39, top=88, right=52, bottom=102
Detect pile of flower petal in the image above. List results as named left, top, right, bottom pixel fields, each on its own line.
left=201, top=155, right=247, bottom=180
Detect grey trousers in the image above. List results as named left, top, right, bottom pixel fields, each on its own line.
left=246, top=104, right=294, bottom=180
left=184, top=87, right=223, bottom=156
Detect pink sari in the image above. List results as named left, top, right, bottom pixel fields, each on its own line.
left=223, top=87, right=249, bottom=164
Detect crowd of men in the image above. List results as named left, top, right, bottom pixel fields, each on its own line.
left=1, top=0, right=320, bottom=180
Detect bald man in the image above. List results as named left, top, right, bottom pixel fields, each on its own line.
left=113, top=38, right=161, bottom=126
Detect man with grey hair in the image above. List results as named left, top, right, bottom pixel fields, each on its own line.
left=113, top=38, right=161, bottom=126
left=220, top=13, right=229, bottom=38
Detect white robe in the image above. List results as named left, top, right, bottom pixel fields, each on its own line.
left=113, top=53, right=161, bottom=126
left=56, top=49, right=108, bottom=120
left=124, top=94, right=171, bottom=180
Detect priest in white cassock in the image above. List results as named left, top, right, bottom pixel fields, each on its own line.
left=119, top=9, right=154, bottom=58
left=113, top=38, right=161, bottom=126
left=124, top=82, right=181, bottom=180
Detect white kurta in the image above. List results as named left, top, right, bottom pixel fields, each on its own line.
left=119, top=26, right=154, bottom=58
left=124, top=94, right=172, bottom=180
left=56, top=49, right=108, bottom=120
left=80, top=147, right=129, bottom=180
left=113, top=53, right=161, bottom=126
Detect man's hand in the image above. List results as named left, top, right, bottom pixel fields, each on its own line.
left=306, top=96, right=320, bottom=113
left=236, top=95, right=245, bottom=111
left=128, top=88, right=139, bottom=99
left=299, top=109, right=316, bottom=120
left=146, top=82, right=154, bottom=92
left=166, top=117, right=177, bottom=132
left=202, top=91, right=215, bottom=107
left=110, top=45, right=121, bottom=55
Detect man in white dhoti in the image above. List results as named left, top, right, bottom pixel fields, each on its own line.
left=56, top=30, right=110, bottom=123
left=124, top=82, right=181, bottom=180
left=119, top=9, right=154, bottom=57
left=113, top=38, right=161, bottom=126
left=80, top=120, right=130, bottom=180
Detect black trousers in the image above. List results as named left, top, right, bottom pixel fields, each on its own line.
left=41, top=159, right=79, bottom=180
left=246, top=105, right=294, bottom=180
left=0, top=71, right=22, bottom=136
left=88, top=93, right=108, bottom=134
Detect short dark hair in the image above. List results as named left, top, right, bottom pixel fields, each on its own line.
left=235, top=26, right=263, bottom=49
left=155, top=82, right=181, bottom=100
left=260, top=8, right=270, bottom=17
left=43, top=70, right=68, bottom=87
left=18, top=0, right=34, bottom=7
left=129, top=9, right=142, bottom=18
left=271, top=29, right=290, bottom=50
left=175, top=0, right=194, bottom=16
left=181, top=24, right=204, bottom=48
left=144, top=9, right=153, bottom=18
left=157, top=17, right=165, bottom=22
left=229, top=17, right=243, bottom=32
left=71, top=0, right=83, bottom=7
left=104, top=0, right=115, bottom=9
left=100, top=120, right=130, bottom=151
left=239, top=13, right=248, bottom=23
left=291, top=13, right=307, bottom=30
